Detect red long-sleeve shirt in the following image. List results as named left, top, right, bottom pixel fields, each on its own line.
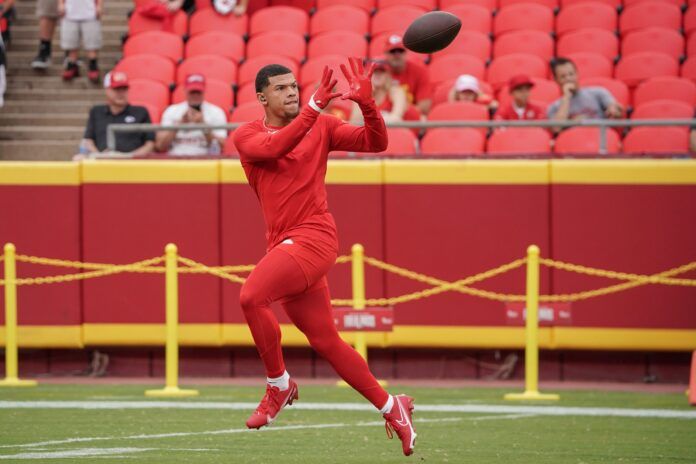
left=233, top=103, right=387, bottom=250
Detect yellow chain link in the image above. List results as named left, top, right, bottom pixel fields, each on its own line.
left=540, top=258, right=696, bottom=286
left=177, top=256, right=248, bottom=284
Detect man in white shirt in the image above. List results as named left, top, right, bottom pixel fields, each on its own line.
left=157, top=74, right=228, bottom=156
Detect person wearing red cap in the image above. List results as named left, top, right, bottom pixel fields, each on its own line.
left=494, top=75, right=545, bottom=121
left=383, top=34, right=432, bottom=115
left=157, top=74, right=228, bottom=155
left=79, top=71, right=155, bottom=156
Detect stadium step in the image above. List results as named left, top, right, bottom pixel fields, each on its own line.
left=4, top=88, right=106, bottom=101
left=1, top=100, right=97, bottom=114
left=9, top=24, right=127, bottom=41
left=5, top=67, right=123, bottom=89
left=0, top=141, right=78, bottom=161
left=7, top=38, right=124, bottom=53
left=0, top=113, right=88, bottom=126
left=0, top=126, right=84, bottom=141
left=11, top=1, right=134, bottom=16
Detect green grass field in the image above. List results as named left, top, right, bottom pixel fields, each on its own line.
left=0, top=383, right=694, bottom=463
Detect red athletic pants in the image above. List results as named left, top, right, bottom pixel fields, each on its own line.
left=239, top=244, right=389, bottom=409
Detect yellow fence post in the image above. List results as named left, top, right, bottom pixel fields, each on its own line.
left=504, top=245, right=559, bottom=401
left=146, top=244, right=198, bottom=398
left=0, top=244, right=37, bottom=387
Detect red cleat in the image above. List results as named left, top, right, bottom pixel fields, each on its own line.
left=62, top=65, right=78, bottom=81
left=246, top=379, right=299, bottom=429
left=383, top=395, right=417, bottom=456
left=88, top=69, right=100, bottom=83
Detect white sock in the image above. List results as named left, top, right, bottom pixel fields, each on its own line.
left=379, top=395, right=394, bottom=414
left=267, top=371, right=290, bottom=391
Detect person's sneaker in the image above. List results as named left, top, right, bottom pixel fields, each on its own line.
left=62, top=63, right=79, bottom=81
left=246, top=379, right=299, bottom=429
left=31, top=53, right=51, bottom=70
left=383, top=395, right=417, bottom=456
left=88, top=68, right=100, bottom=83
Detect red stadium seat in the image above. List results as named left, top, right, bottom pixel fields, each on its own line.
left=223, top=132, right=239, bottom=156
left=429, top=54, right=486, bottom=84
left=247, top=31, right=306, bottom=63
left=114, top=54, right=175, bottom=87
left=128, top=78, right=170, bottom=113
left=685, top=7, right=696, bottom=38
left=556, top=28, right=619, bottom=62
left=177, top=55, right=237, bottom=85
left=249, top=6, right=309, bottom=37
left=368, top=33, right=428, bottom=63
left=619, top=2, right=682, bottom=36
left=493, top=30, right=554, bottom=62
left=687, top=33, right=696, bottom=56
left=429, top=101, right=489, bottom=136
left=487, top=128, right=551, bottom=154
left=487, top=53, right=548, bottom=90
left=371, top=6, right=426, bottom=37
left=623, top=0, right=684, bottom=6
left=565, top=52, right=614, bottom=78
left=430, top=30, right=491, bottom=62
left=317, top=0, right=375, bottom=12
left=188, top=9, right=248, bottom=37
left=493, top=3, right=554, bottom=37
left=499, top=0, right=558, bottom=9
left=172, top=78, right=234, bottom=114
left=269, top=0, right=315, bottom=12
left=560, top=0, right=621, bottom=7
left=497, top=77, right=560, bottom=107
left=128, top=10, right=188, bottom=37
left=308, top=31, right=368, bottom=60
left=442, top=4, right=493, bottom=35
left=623, top=127, right=689, bottom=154
left=378, top=0, right=436, bottom=9
left=632, top=99, right=694, bottom=120
left=555, top=2, right=617, bottom=36
left=622, top=28, right=684, bottom=61
left=681, top=55, right=696, bottom=81
left=300, top=55, right=349, bottom=88
left=238, top=55, right=300, bottom=86
left=554, top=127, right=621, bottom=154
left=580, top=76, right=630, bottom=107
left=230, top=101, right=266, bottom=122
left=123, top=31, right=183, bottom=63
left=421, top=129, right=486, bottom=155
left=310, top=5, right=369, bottom=37
left=615, top=52, right=679, bottom=87
left=185, top=31, right=245, bottom=63
left=633, top=76, right=696, bottom=106
left=236, top=82, right=258, bottom=106
left=431, top=79, right=494, bottom=105
left=379, top=128, right=418, bottom=155
left=440, top=0, right=497, bottom=11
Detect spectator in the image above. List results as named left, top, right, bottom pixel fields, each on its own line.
left=383, top=34, right=432, bottom=115
left=494, top=75, right=545, bottom=121
left=447, top=74, right=497, bottom=111
left=156, top=74, right=227, bottom=156
left=350, top=59, right=414, bottom=124
left=134, top=0, right=184, bottom=32
left=31, top=0, right=58, bottom=69
left=548, top=57, right=623, bottom=133
left=212, top=0, right=248, bottom=16
left=59, top=0, right=103, bottom=82
left=80, top=71, right=155, bottom=157
left=1, top=0, right=15, bottom=44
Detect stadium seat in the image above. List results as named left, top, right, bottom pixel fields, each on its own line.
left=555, top=2, right=617, bottom=36
left=185, top=31, right=245, bottom=63
left=622, top=28, right=684, bottom=61
left=685, top=7, right=696, bottom=38
left=619, top=2, right=682, bottom=36
left=300, top=55, right=349, bottom=88
left=565, top=52, right=614, bottom=78
left=623, top=0, right=684, bottom=6
left=497, top=77, right=560, bottom=107
left=308, top=31, right=368, bottom=60
left=633, top=76, right=696, bottom=106
left=123, top=31, right=183, bottom=63
left=580, top=76, right=630, bottom=107
left=188, top=9, right=248, bottom=37
left=493, top=3, right=554, bottom=37
left=429, top=54, right=486, bottom=85
left=269, top=0, right=315, bottom=12
left=441, top=4, right=492, bottom=35
left=681, top=55, right=696, bottom=81
left=310, top=5, right=369, bottom=37
left=371, top=6, right=426, bottom=37
left=230, top=101, right=266, bottom=122
left=554, top=127, right=621, bottom=154
left=431, top=79, right=495, bottom=105
left=128, top=10, right=188, bottom=37
left=687, top=33, right=696, bottom=56
left=430, top=30, right=491, bottom=62
left=177, top=55, right=237, bottom=85
left=113, top=54, right=175, bottom=87
left=317, top=0, right=375, bottom=12
left=615, top=52, right=679, bottom=87
left=560, top=0, right=621, bottom=7
left=378, top=128, right=418, bottom=155
left=492, top=30, right=554, bottom=62
left=128, top=78, right=171, bottom=113
left=238, top=55, right=299, bottom=86
left=368, top=33, right=429, bottom=63
left=429, top=101, right=490, bottom=136
left=440, top=0, right=497, bottom=11
left=487, top=128, right=551, bottom=154
left=498, top=0, right=558, bottom=9
left=236, top=82, right=258, bottom=106
left=421, top=129, right=486, bottom=155
left=378, top=0, right=436, bottom=9
left=249, top=6, right=309, bottom=37
left=556, top=28, right=619, bottom=62
left=487, top=53, right=548, bottom=90
left=172, top=78, right=234, bottom=114
left=623, top=127, right=689, bottom=154
left=223, top=132, right=239, bottom=156
left=247, top=31, right=306, bottom=63
left=632, top=99, right=694, bottom=121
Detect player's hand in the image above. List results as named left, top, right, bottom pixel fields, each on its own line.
left=340, top=57, right=375, bottom=106
left=310, top=66, right=341, bottom=110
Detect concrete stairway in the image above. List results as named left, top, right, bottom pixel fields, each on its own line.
left=0, top=1, right=132, bottom=160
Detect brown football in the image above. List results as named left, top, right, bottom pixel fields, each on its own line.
left=403, top=11, right=462, bottom=54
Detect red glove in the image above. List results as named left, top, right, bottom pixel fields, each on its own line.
left=340, top=57, right=376, bottom=106
left=310, top=66, right=342, bottom=111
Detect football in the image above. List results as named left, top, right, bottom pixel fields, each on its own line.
left=402, top=11, right=462, bottom=54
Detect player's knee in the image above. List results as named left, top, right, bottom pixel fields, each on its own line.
left=308, top=335, right=336, bottom=357
left=239, top=285, right=262, bottom=311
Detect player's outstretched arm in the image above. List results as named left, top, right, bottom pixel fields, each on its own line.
left=329, top=58, right=388, bottom=153
left=234, top=67, right=341, bottom=162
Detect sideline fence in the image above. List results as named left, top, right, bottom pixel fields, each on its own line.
left=1, top=242, right=695, bottom=399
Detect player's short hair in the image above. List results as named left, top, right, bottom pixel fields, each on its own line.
left=550, top=57, right=576, bottom=77
left=255, top=64, right=294, bottom=93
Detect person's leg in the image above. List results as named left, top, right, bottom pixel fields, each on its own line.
left=83, top=19, right=101, bottom=82
left=60, top=19, right=79, bottom=80
left=32, top=0, right=58, bottom=68
left=282, top=281, right=390, bottom=410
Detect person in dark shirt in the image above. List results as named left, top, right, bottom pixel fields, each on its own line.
left=81, top=71, right=155, bottom=156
